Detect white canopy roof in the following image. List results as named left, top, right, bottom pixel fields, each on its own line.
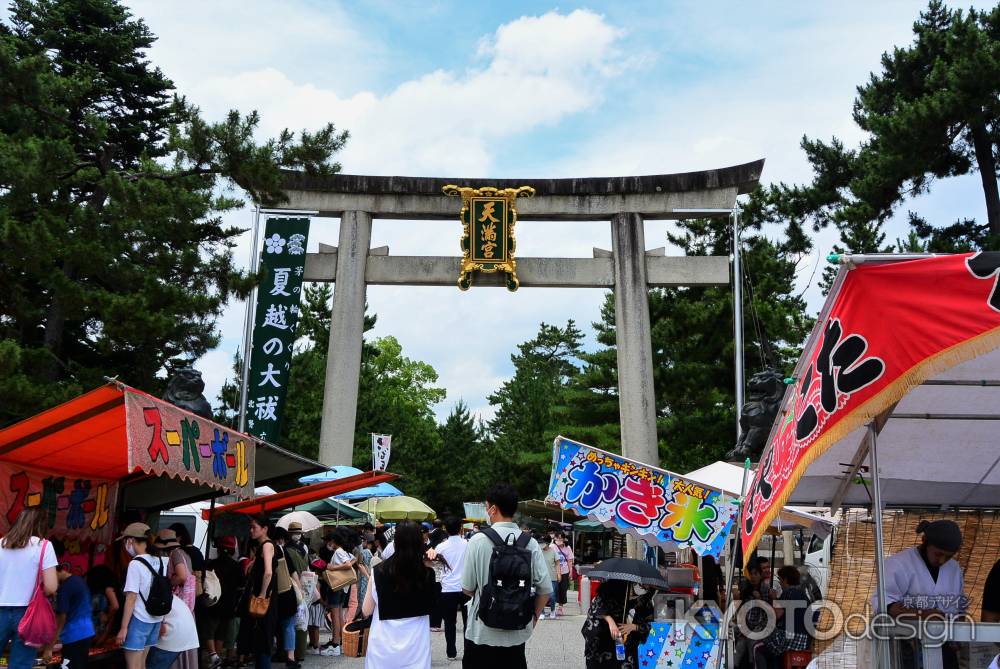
left=684, top=461, right=834, bottom=530
left=785, top=346, right=1000, bottom=510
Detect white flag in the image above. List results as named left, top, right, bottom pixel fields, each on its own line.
left=372, top=434, right=391, bottom=471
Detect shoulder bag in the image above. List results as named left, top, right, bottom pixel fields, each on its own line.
left=322, top=566, right=357, bottom=593
left=17, top=539, right=56, bottom=647
left=248, top=593, right=270, bottom=618
left=248, top=541, right=274, bottom=617
left=275, top=556, right=292, bottom=594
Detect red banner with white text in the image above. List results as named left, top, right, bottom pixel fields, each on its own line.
left=741, top=252, right=1000, bottom=560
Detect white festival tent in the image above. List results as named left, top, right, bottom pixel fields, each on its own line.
left=683, top=461, right=835, bottom=532
left=747, top=255, right=1000, bottom=669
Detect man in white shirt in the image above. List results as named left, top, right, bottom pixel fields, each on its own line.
left=115, top=523, right=168, bottom=669
left=435, top=516, right=469, bottom=661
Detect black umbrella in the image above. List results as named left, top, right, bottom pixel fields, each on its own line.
left=587, top=557, right=669, bottom=590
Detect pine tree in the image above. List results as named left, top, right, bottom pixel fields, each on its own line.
left=773, top=1, right=1000, bottom=265
left=0, top=0, right=348, bottom=424
left=487, top=321, right=585, bottom=499
left=563, top=191, right=814, bottom=473
left=436, top=401, right=495, bottom=517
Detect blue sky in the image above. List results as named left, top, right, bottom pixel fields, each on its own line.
left=123, top=0, right=993, bottom=423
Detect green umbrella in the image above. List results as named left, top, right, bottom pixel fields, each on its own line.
left=354, top=496, right=436, bottom=522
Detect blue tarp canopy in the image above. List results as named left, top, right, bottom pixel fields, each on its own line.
left=300, top=465, right=403, bottom=500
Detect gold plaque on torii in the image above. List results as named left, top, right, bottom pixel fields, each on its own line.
left=443, top=185, right=534, bottom=291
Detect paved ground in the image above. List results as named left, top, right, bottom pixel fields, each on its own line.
left=302, top=599, right=585, bottom=668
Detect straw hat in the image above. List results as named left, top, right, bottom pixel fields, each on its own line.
left=288, top=521, right=303, bottom=532
left=116, top=522, right=151, bottom=542
left=155, top=528, right=181, bottom=549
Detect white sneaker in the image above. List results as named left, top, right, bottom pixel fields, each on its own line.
left=539, top=614, right=546, bottom=620
left=320, top=648, right=335, bottom=657
left=331, top=646, right=342, bottom=657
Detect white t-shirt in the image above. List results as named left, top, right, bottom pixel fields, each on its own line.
left=124, top=554, right=169, bottom=623
left=435, top=536, right=468, bottom=594
left=0, top=537, right=58, bottom=606
left=381, top=542, right=395, bottom=560
left=155, top=596, right=199, bottom=652
left=331, top=547, right=351, bottom=566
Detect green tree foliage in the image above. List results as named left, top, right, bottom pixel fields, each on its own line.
left=772, top=1, right=1000, bottom=264
left=565, top=202, right=812, bottom=474
left=352, top=335, right=448, bottom=511
left=487, top=321, right=586, bottom=500
left=0, top=0, right=347, bottom=425
left=435, top=401, right=496, bottom=517
left=488, top=195, right=813, bottom=495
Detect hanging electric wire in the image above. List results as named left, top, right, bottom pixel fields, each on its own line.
left=739, top=241, right=773, bottom=371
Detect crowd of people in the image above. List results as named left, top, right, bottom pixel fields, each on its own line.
left=6, top=493, right=1000, bottom=669
left=0, top=482, right=576, bottom=669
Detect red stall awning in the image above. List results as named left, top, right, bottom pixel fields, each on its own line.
left=203, top=471, right=400, bottom=518
left=0, top=383, right=326, bottom=509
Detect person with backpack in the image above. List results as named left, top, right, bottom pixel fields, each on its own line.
left=0, top=507, right=59, bottom=669
left=460, top=484, right=552, bottom=669
left=361, top=520, right=439, bottom=668
left=116, top=522, right=171, bottom=669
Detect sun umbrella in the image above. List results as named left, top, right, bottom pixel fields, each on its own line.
left=276, top=510, right=323, bottom=533
left=586, top=558, right=670, bottom=591
left=353, top=496, right=436, bottom=522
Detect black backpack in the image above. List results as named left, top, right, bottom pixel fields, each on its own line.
left=476, top=528, right=535, bottom=630
left=136, top=556, right=174, bottom=617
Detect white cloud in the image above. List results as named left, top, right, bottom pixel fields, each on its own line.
left=173, top=8, right=627, bottom=177
left=126, top=0, right=380, bottom=94
left=144, top=8, right=629, bottom=416
left=122, top=1, right=993, bottom=432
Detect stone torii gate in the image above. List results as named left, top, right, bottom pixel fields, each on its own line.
left=278, top=160, right=763, bottom=470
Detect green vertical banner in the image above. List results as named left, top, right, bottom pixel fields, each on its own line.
left=245, top=217, right=310, bottom=442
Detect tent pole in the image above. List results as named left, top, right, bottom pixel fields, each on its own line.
left=868, top=421, right=893, bottom=668
left=205, top=496, right=217, bottom=559
left=732, top=206, right=745, bottom=439
left=719, top=458, right=752, bottom=669
left=769, top=534, right=776, bottom=589
left=238, top=204, right=262, bottom=434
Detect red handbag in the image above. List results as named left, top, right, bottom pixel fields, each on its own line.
left=17, top=539, right=56, bottom=648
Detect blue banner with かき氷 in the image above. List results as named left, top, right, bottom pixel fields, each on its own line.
left=547, top=436, right=738, bottom=558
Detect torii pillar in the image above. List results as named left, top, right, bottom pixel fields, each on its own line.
left=279, top=161, right=764, bottom=472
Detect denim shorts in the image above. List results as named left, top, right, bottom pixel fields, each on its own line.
left=123, top=618, right=161, bottom=651
left=326, top=589, right=345, bottom=607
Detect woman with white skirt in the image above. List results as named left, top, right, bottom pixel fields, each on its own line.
left=362, top=521, right=439, bottom=669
